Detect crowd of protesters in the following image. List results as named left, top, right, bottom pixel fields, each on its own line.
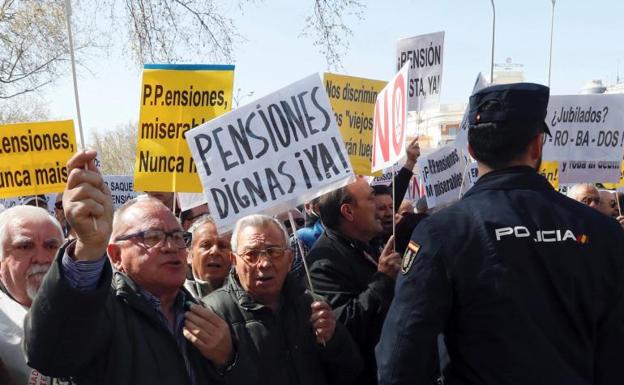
left=1, top=82, right=623, bottom=385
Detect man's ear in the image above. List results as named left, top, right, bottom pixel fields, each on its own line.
left=467, top=143, right=476, bottom=160
left=529, top=133, right=544, bottom=161
left=106, top=243, right=124, bottom=271
left=339, top=203, right=354, bottom=222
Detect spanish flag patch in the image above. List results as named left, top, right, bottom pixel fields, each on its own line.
left=401, top=241, right=420, bottom=274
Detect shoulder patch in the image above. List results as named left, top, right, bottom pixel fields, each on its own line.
left=401, top=241, right=420, bottom=274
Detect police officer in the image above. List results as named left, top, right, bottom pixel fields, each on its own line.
left=376, top=83, right=624, bottom=385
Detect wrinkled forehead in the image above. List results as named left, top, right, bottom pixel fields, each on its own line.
left=236, top=223, right=285, bottom=249
left=7, top=217, right=62, bottom=243
left=115, top=200, right=180, bottom=235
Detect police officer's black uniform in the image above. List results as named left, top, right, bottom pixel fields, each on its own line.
left=376, top=83, right=624, bottom=385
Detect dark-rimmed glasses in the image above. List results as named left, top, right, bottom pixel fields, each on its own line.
left=114, top=229, right=190, bottom=249
left=234, top=247, right=287, bottom=265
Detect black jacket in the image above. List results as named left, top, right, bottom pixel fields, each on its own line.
left=202, top=272, right=363, bottom=385
left=307, top=229, right=395, bottom=385
left=377, top=166, right=624, bottom=385
left=23, top=244, right=235, bottom=385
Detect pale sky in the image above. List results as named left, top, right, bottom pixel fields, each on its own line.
left=41, top=0, right=624, bottom=144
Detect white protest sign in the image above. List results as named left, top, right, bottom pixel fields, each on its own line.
left=177, top=192, right=207, bottom=212
left=558, top=160, right=621, bottom=184
left=371, top=63, right=409, bottom=172
left=543, top=94, right=624, bottom=162
left=0, top=198, right=20, bottom=211
left=462, top=161, right=480, bottom=191
left=454, top=73, right=489, bottom=152
left=185, top=74, right=355, bottom=231
left=367, top=163, right=403, bottom=186
left=102, top=175, right=137, bottom=209
left=405, top=175, right=422, bottom=202
left=396, top=31, right=444, bottom=112
left=416, top=145, right=466, bottom=208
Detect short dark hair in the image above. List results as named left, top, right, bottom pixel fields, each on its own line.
left=468, top=119, right=542, bottom=169
left=318, top=187, right=354, bottom=230
left=372, top=185, right=391, bottom=197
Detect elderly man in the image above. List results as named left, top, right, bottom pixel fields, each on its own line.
left=568, top=183, right=601, bottom=209
left=194, top=214, right=362, bottom=385
left=24, top=150, right=241, bottom=385
left=184, top=215, right=232, bottom=299
left=0, top=205, right=63, bottom=384
left=307, top=177, right=401, bottom=385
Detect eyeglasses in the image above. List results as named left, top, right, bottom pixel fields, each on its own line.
left=234, top=247, right=287, bottom=265
left=283, top=218, right=305, bottom=229
left=114, top=229, right=190, bottom=249
left=54, top=201, right=63, bottom=210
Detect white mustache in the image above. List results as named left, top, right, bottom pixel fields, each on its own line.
left=27, top=264, right=51, bottom=277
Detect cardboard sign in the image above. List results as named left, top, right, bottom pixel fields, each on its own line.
left=185, top=74, right=355, bottom=231
left=538, top=161, right=559, bottom=189
left=396, top=31, right=444, bottom=112
left=371, top=64, right=409, bottom=172
left=454, top=73, right=489, bottom=152
left=324, top=73, right=387, bottom=176
left=542, top=95, right=624, bottom=163
left=0, top=120, right=76, bottom=198
left=134, top=64, right=234, bottom=193
left=103, top=175, right=137, bottom=209
left=416, top=145, right=466, bottom=208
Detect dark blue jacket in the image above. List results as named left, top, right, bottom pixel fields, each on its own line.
left=376, top=166, right=624, bottom=385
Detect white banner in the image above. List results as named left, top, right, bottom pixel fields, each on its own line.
left=372, top=64, right=409, bottom=172
left=462, top=161, right=480, bottom=191
left=185, top=74, right=355, bottom=231
left=103, top=175, right=137, bottom=209
left=454, top=73, right=489, bottom=152
left=542, top=94, right=624, bottom=162
left=558, top=160, right=621, bottom=184
left=396, top=31, right=444, bottom=112
left=416, top=145, right=466, bottom=208
left=177, top=192, right=207, bottom=212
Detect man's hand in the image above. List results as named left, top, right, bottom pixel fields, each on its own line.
left=616, top=215, right=624, bottom=230
left=378, top=235, right=402, bottom=280
left=310, top=301, right=336, bottom=344
left=403, top=136, right=420, bottom=171
left=64, top=150, right=113, bottom=261
left=184, top=304, right=233, bottom=367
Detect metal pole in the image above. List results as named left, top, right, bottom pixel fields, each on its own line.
left=548, top=0, right=556, bottom=87
left=490, top=0, right=496, bottom=84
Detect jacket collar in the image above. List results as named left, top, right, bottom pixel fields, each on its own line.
left=463, top=165, right=554, bottom=199
left=226, top=271, right=301, bottom=312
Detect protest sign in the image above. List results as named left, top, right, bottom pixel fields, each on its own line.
left=324, top=73, right=387, bottom=176
left=177, top=192, right=207, bottom=212
left=0, top=120, right=76, bottom=198
left=416, top=145, right=466, bottom=208
left=602, top=161, right=624, bottom=190
left=368, top=164, right=403, bottom=186
left=454, top=73, right=489, bottom=152
left=103, top=175, right=137, bottom=209
left=558, top=159, right=620, bottom=184
left=134, top=64, right=234, bottom=193
left=538, top=161, right=559, bottom=189
left=371, top=64, right=409, bottom=172
left=185, top=74, right=355, bottom=231
left=542, top=94, right=624, bottom=163
left=396, top=31, right=444, bottom=112
left=461, top=161, right=480, bottom=191
left=405, top=175, right=422, bottom=202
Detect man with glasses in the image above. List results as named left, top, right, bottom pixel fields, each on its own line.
left=24, top=150, right=243, bottom=385
left=194, top=214, right=362, bottom=385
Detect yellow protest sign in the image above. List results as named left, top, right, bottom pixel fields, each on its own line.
left=0, top=120, right=76, bottom=198
left=134, top=64, right=234, bottom=192
left=539, top=161, right=559, bottom=189
left=324, top=73, right=386, bottom=176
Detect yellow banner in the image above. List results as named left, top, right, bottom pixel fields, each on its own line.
left=134, top=64, right=234, bottom=192
left=324, top=73, right=386, bottom=176
left=0, top=120, right=76, bottom=198
left=539, top=160, right=559, bottom=190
